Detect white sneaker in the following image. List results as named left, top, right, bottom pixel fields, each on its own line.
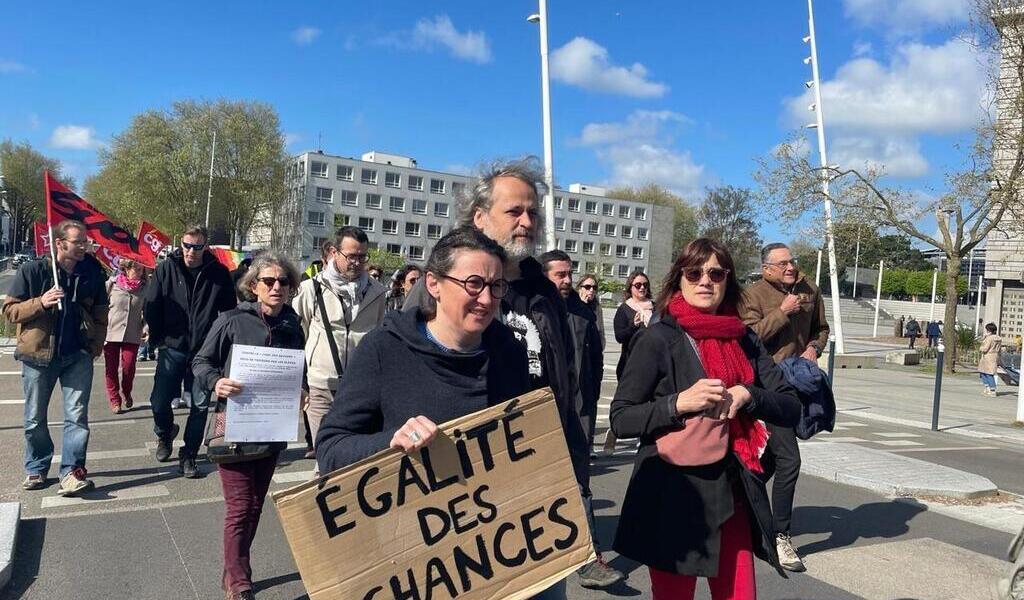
left=776, top=533, right=806, bottom=572
left=170, top=397, right=184, bottom=409
left=57, top=468, right=94, bottom=497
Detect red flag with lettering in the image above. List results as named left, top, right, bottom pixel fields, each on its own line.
left=32, top=221, right=51, bottom=257
left=136, top=221, right=171, bottom=269
left=45, top=172, right=145, bottom=262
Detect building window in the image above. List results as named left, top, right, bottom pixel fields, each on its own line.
left=632, top=246, right=644, bottom=259
left=337, top=165, right=354, bottom=181
left=616, top=244, right=627, bottom=258
left=430, top=179, right=446, bottom=194
left=365, top=193, right=382, bottom=209
left=311, top=161, right=328, bottom=178
left=602, top=263, right=613, bottom=277
left=434, top=202, right=449, bottom=218
left=382, top=219, right=398, bottom=235
left=408, top=245, right=425, bottom=261
left=619, top=205, right=631, bottom=219
left=622, top=225, right=633, bottom=238
left=618, top=264, right=630, bottom=278
left=602, top=203, right=614, bottom=217
left=585, top=261, right=597, bottom=273
left=452, top=182, right=466, bottom=197
left=334, top=213, right=349, bottom=227
left=554, top=196, right=564, bottom=210
left=386, top=243, right=402, bottom=255
left=361, top=169, right=377, bottom=185
left=555, top=217, right=566, bottom=231
left=412, top=198, right=427, bottom=214
left=585, top=200, right=597, bottom=214
left=568, top=198, right=580, bottom=212
left=565, top=239, right=578, bottom=253
left=582, top=241, right=595, bottom=254
left=389, top=196, right=405, bottom=212
left=588, top=222, right=600, bottom=235
left=605, top=224, right=617, bottom=237
left=315, top=187, right=333, bottom=203
left=312, top=236, right=329, bottom=252
left=357, top=216, right=375, bottom=232
left=408, top=175, right=424, bottom=191
left=405, top=222, right=421, bottom=237
left=385, top=172, right=401, bottom=188
left=427, top=224, right=443, bottom=239
left=635, top=207, right=647, bottom=221
left=638, top=227, right=649, bottom=240
left=600, top=243, right=611, bottom=256
left=571, top=261, right=580, bottom=273
left=571, top=219, right=583, bottom=233
left=341, top=190, right=358, bottom=206
left=307, top=211, right=326, bottom=227
left=367, top=241, right=378, bottom=250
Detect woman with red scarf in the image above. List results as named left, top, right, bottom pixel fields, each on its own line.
left=610, top=238, right=801, bottom=599
left=104, top=259, right=148, bottom=413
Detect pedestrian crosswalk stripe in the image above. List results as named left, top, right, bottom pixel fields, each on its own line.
left=814, top=436, right=868, bottom=443
left=273, top=470, right=315, bottom=484
left=875, top=432, right=923, bottom=438
left=40, top=484, right=171, bottom=509
left=52, top=448, right=152, bottom=464
left=873, top=440, right=924, bottom=447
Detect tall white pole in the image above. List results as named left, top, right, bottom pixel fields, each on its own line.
left=205, top=130, right=217, bottom=229
left=536, top=0, right=556, bottom=252
left=852, top=228, right=861, bottom=298
left=873, top=260, right=884, bottom=338
left=975, top=275, right=983, bottom=335
left=966, top=247, right=974, bottom=305
left=1017, top=352, right=1024, bottom=423
left=815, top=249, right=822, bottom=287
left=806, top=0, right=845, bottom=353
left=929, top=269, right=938, bottom=321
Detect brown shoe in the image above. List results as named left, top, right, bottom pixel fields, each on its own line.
left=122, top=395, right=134, bottom=410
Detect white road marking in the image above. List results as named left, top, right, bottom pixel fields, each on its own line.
left=874, top=432, right=923, bottom=438
left=891, top=446, right=999, bottom=453
left=273, top=470, right=315, bottom=484
left=40, top=484, right=170, bottom=509
left=872, top=440, right=924, bottom=447
left=52, top=448, right=152, bottom=464
left=837, top=421, right=868, bottom=427
left=0, top=399, right=24, bottom=405
left=145, top=440, right=185, bottom=450
left=813, top=436, right=868, bottom=443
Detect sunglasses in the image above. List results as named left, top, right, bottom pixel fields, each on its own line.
left=182, top=242, right=206, bottom=251
left=579, top=284, right=597, bottom=291
left=632, top=282, right=649, bottom=289
left=682, top=267, right=730, bottom=284
left=257, top=276, right=291, bottom=288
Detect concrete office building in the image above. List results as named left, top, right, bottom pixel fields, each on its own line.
left=279, top=150, right=675, bottom=283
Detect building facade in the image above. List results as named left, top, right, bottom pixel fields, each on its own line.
left=281, top=150, right=674, bottom=283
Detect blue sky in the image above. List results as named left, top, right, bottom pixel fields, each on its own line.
left=0, top=0, right=984, bottom=244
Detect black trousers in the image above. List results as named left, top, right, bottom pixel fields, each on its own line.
left=761, top=423, right=801, bottom=536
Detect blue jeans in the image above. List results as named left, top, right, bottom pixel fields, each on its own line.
left=23, top=351, right=94, bottom=478
left=980, top=373, right=996, bottom=390
left=150, top=347, right=209, bottom=457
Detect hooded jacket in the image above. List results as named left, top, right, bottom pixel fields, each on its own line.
left=3, top=254, right=109, bottom=365
left=316, top=307, right=531, bottom=473
left=143, top=248, right=237, bottom=356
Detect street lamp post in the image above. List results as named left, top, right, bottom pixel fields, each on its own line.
left=852, top=227, right=861, bottom=298
left=804, top=0, right=846, bottom=353
left=528, top=2, right=557, bottom=252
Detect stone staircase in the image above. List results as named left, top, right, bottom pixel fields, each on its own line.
left=823, top=297, right=895, bottom=326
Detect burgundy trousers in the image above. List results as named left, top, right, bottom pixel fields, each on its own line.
left=218, top=454, right=278, bottom=594
left=103, top=342, right=139, bottom=406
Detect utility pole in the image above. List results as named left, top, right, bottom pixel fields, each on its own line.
left=205, top=130, right=217, bottom=229
left=528, top=1, right=557, bottom=251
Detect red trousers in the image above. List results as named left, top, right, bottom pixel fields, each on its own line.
left=649, top=503, right=757, bottom=600
left=218, top=454, right=278, bottom=594
left=103, top=342, right=139, bottom=405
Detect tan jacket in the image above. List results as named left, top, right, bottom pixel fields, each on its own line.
left=292, top=273, right=387, bottom=390
left=978, top=334, right=1002, bottom=375
left=739, top=277, right=830, bottom=363
left=105, top=281, right=147, bottom=345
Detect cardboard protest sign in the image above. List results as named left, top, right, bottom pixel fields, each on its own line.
left=272, top=388, right=595, bottom=600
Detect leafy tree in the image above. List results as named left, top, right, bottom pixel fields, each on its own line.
left=905, top=271, right=935, bottom=298
left=609, top=183, right=698, bottom=253
left=787, top=239, right=821, bottom=281
left=697, top=185, right=762, bottom=274
left=881, top=269, right=908, bottom=297
left=367, top=248, right=404, bottom=274
left=0, top=141, right=74, bottom=254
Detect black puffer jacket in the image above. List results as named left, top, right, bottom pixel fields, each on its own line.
left=143, top=249, right=236, bottom=356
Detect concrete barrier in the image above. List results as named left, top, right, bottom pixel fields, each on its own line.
left=818, top=353, right=879, bottom=370
left=0, top=502, right=19, bottom=592
left=885, top=350, right=921, bottom=366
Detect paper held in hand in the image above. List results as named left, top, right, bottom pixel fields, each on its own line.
left=224, top=344, right=305, bottom=443
left=272, top=388, right=595, bottom=600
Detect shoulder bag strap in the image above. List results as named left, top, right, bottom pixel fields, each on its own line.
left=312, top=278, right=345, bottom=378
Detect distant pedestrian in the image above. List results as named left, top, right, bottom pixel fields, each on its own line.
left=5, top=220, right=109, bottom=496
left=577, top=274, right=605, bottom=346
left=367, top=264, right=383, bottom=282
left=609, top=270, right=654, bottom=456
left=894, top=315, right=905, bottom=338
left=979, top=323, right=1002, bottom=397
left=192, top=251, right=305, bottom=600
left=905, top=316, right=921, bottom=349
left=611, top=238, right=801, bottom=599
left=386, top=264, right=422, bottom=312
left=104, top=259, right=147, bottom=414
left=926, top=320, right=942, bottom=347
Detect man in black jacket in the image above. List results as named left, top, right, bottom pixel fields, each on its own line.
left=143, top=225, right=237, bottom=478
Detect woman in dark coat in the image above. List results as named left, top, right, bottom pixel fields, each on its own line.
left=613, top=270, right=654, bottom=379
left=610, top=238, right=801, bottom=600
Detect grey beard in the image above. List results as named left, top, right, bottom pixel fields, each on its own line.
left=503, top=238, right=535, bottom=260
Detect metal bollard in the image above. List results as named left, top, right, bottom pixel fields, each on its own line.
left=826, top=335, right=836, bottom=385
left=931, top=343, right=945, bottom=431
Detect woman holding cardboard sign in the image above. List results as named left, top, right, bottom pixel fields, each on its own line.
left=609, top=238, right=800, bottom=600
left=192, top=251, right=305, bottom=600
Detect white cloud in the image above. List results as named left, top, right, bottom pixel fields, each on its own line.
left=578, top=110, right=705, bottom=197
left=412, top=15, right=491, bottom=64
left=852, top=40, right=873, bottom=57
left=291, top=26, right=321, bottom=45
left=0, top=59, right=29, bottom=74
left=550, top=37, right=667, bottom=98
left=283, top=133, right=303, bottom=147
left=830, top=135, right=930, bottom=178
left=843, top=0, right=969, bottom=34
left=50, top=125, right=102, bottom=150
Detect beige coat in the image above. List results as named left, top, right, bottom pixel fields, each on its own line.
left=105, top=281, right=147, bottom=345
left=739, top=276, right=830, bottom=363
left=292, top=273, right=387, bottom=391
left=978, top=333, right=1002, bottom=375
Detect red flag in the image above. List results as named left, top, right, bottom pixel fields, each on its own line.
left=44, top=172, right=143, bottom=261
left=93, top=245, right=121, bottom=272
left=136, top=221, right=171, bottom=269
left=33, top=222, right=51, bottom=257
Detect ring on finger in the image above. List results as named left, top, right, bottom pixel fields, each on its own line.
left=407, top=430, right=421, bottom=443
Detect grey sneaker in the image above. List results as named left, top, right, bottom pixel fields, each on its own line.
left=776, top=533, right=806, bottom=572
left=22, top=474, right=45, bottom=490
left=57, top=468, right=94, bottom=497
left=577, top=557, right=625, bottom=589
left=170, top=397, right=184, bottom=409
left=155, top=423, right=180, bottom=462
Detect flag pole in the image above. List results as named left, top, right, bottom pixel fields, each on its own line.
left=43, top=172, right=62, bottom=312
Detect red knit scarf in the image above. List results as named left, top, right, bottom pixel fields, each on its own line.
left=667, top=294, right=769, bottom=473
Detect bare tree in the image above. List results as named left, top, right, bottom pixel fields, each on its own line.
left=0, top=141, right=74, bottom=253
